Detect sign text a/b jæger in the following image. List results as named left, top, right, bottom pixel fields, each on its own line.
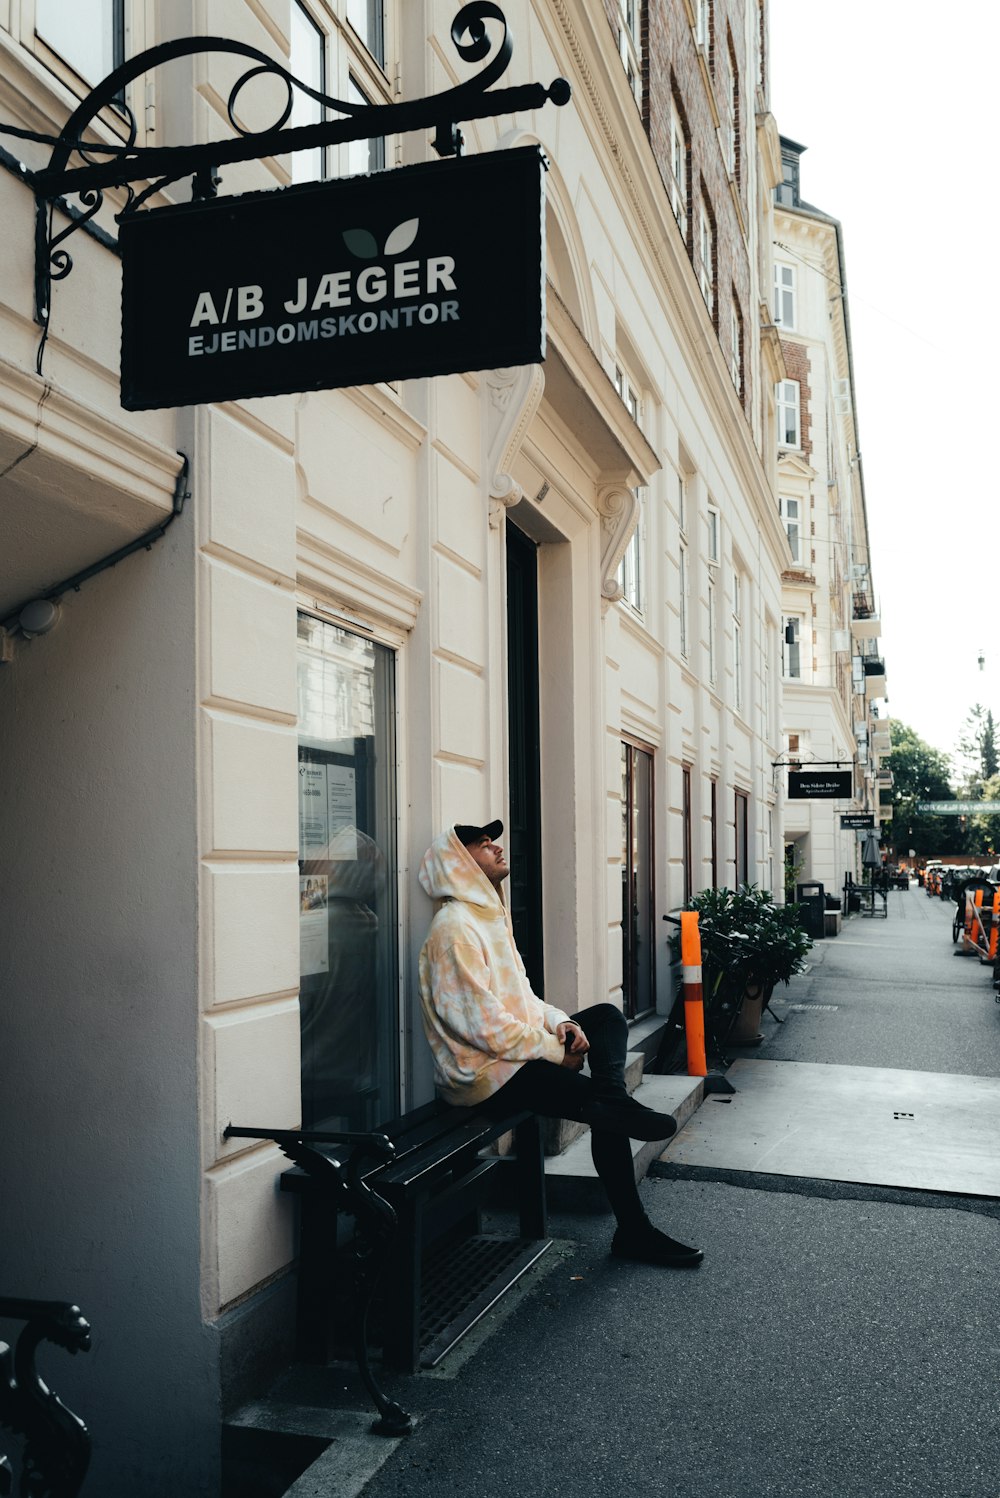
left=120, top=147, right=546, bottom=411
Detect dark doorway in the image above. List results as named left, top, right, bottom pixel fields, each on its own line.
left=506, top=524, right=544, bottom=994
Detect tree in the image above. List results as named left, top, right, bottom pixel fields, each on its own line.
left=954, top=703, right=999, bottom=796
left=888, top=720, right=957, bottom=858
left=968, top=771, right=1000, bottom=860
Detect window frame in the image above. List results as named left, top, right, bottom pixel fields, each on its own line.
left=734, top=788, right=750, bottom=888
left=730, top=295, right=744, bottom=397
left=669, top=92, right=689, bottom=240
left=616, top=0, right=643, bottom=107
left=707, top=570, right=718, bottom=687
left=682, top=764, right=694, bottom=906
left=776, top=379, right=801, bottom=449
left=732, top=570, right=744, bottom=716
left=32, top=0, right=126, bottom=94
left=698, top=196, right=715, bottom=318
left=774, top=263, right=796, bottom=329
left=290, top=0, right=329, bottom=185
left=779, top=495, right=802, bottom=563
left=706, top=504, right=720, bottom=566
left=615, top=364, right=645, bottom=615
left=783, top=614, right=803, bottom=679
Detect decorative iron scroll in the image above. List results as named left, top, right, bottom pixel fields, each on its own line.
left=25, top=4, right=570, bottom=338
left=0, top=1298, right=91, bottom=1498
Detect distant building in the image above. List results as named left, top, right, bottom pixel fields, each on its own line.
left=773, top=136, right=888, bottom=895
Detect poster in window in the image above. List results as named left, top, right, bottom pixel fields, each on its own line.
left=299, top=874, right=329, bottom=976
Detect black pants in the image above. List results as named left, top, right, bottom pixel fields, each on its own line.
left=478, top=1003, right=646, bottom=1230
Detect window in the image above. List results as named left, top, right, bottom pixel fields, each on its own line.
left=36, top=0, right=124, bottom=87
left=780, top=496, right=802, bottom=562
left=297, top=613, right=399, bottom=1131
left=615, top=366, right=644, bottom=613
left=678, top=470, right=688, bottom=533
left=733, top=571, right=744, bottom=715
left=346, top=75, right=386, bottom=176
left=774, top=264, right=795, bottom=328
left=695, top=0, right=711, bottom=52
left=620, top=495, right=645, bottom=613
left=291, top=1, right=327, bottom=185
left=776, top=380, right=800, bottom=448
left=710, top=779, right=718, bottom=888
left=699, top=197, right=715, bottom=318
left=621, top=742, right=655, bottom=1018
left=735, top=789, right=750, bottom=888
left=726, top=31, right=740, bottom=181
left=708, top=571, right=717, bottom=686
left=682, top=765, right=694, bottom=905
left=763, top=632, right=772, bottom=740
left=617, top=0, right=643, bottom=106
left=783, top=615, right=802, bottom=679
left=679, top=541, right=690, bottom=658
left=730, top=296, right=744, bottom=397
left=347, top=0, right=385, bottom=67
left=669, top=94, right=688, bottom=238
left=707, top=504, right=719, bottom=564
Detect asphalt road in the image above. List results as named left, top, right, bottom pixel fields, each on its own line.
left=357, top=886, right=1000, bottom=1498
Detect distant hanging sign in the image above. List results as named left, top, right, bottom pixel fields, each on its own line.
left=788, top=770, right=854, bottom=800
left=916, top=801, right=1000, bottom=814
left=120, top=146, right=546, bottom=409
left=841, top=813, right=875, bottom=829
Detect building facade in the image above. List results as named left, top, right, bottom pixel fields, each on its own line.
left=773, top=137, right=888, bottom=898
left=1, top=3, right=788, bottom=1490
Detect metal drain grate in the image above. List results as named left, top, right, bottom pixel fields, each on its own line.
left=418, top=1234, right=551, bottom=1368
left=893, top=1111, right=914, bottom=1120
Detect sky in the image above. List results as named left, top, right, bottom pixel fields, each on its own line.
left=768, top=0, right=1000, bottom=775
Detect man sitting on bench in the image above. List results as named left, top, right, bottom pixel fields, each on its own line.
left=418, top=820, right=703, bottom=1269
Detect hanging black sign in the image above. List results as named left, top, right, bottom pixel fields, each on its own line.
left=119, top=146, right=546, bottom=410
left=788, top=770, right=854, bottom=800
left=841, top=813, right=875, bottom=829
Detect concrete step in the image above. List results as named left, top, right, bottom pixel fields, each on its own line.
left=543, top=1050, right=646, bottom=1155
left=543, top=1073, right=705, bottom=1212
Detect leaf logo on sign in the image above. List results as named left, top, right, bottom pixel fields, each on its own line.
left=342, top=219, right=419, bottom=259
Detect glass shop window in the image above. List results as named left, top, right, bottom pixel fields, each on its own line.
left=297, top=613, right=398, bottom=1131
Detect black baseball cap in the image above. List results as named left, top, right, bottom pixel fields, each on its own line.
left=454, top=820, right=503, bottom=846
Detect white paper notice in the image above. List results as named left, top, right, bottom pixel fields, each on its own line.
left=298, top=762, right=330, bottom=857
left=327, top=765, right=357, bottom=861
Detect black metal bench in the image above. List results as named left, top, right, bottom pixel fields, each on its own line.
left=0, top=1297, right=91, bottom=1497
left=225, top=1101, right=548, bottom=1433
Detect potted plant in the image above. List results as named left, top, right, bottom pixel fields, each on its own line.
left=669, top=885, right=812, bottom=1051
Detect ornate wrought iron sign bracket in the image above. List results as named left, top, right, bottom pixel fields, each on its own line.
left=26, top=3, right=570, bottom=338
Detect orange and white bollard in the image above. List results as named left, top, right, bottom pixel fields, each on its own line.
left=680, top=911, right=708, bottom=1078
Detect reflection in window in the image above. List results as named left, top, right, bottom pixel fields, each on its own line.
left=290, top=1, right=326, bottom=185
left=36, top=0, right=124, bottom=86
left=346, top=76, right=386, bottom=176
left=347, top=0, right=385, bottom=67
left=297, top=614, right=398, bottom=1131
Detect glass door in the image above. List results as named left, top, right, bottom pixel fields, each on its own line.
left=296, top=613, right=398, bottom=1130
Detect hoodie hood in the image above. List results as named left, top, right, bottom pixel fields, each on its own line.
left=418, top=828, right=504, bottom=914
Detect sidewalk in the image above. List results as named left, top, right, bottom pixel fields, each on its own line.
left=227, top=885, right=1000, bottom=1497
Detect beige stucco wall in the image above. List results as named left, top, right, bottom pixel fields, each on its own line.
left=1, top=3, right=794, bottom=1486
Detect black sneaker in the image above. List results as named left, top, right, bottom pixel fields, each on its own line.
left=583, top=1094, right=678, bottom=1141
left=611, top=1223, right=704, bottom=1268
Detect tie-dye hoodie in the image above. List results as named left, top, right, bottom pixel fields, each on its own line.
left=418, top=828, right=570, bottom=1105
